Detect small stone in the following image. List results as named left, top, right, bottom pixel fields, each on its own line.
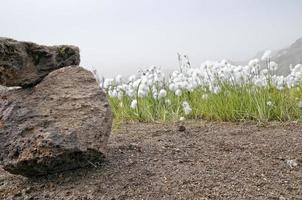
left=286, top=159, right=298, bottom=168
left=178, top=125, right=186, bottom=132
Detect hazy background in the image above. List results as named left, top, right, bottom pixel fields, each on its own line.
left=1, top=0, right=302, bottom=77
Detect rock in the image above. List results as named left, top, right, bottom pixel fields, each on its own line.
left=0, top=37, right=80, bottom=87
left=178, top=125, right=186, bottom=132
left=0, top=66, right=112, bottom=177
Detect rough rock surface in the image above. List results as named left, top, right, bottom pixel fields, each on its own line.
left=0, top=66, right=112, bottom=177
left=0, top=37, right=80, bottom=87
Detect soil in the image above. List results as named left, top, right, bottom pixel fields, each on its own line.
left=1, top=121, right=302, bottom=200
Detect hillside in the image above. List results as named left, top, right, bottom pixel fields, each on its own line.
left=235, top=37, right=302, bottom=75
left=273, top=37, right=302, bottom=75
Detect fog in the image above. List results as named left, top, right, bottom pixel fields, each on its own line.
left=1, top=0, right=302, bottom=77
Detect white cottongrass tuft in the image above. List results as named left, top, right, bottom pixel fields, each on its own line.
left=261, top=50, right=272, bottom=61
left=175, top=89, right=182, bottom=96
left=153, top=92, right=158, bottom=100
left=269, top=61, right=278, bottom=71
left=266, top=101, right=273, bottom=107
left=158, top=89, right=167, bottom=98
left=297, top=101, right=302, bottom=108
left=102, top=55, right=302, bottom=122
left=202, top=94, right=208, bottom=100
left=182, top=101, right=192, bottom=115
left=165, top=99, right=171, bottom=106
left=115, top=75, right=123, bottom=85
left=130, top=99, right=138, bottom=110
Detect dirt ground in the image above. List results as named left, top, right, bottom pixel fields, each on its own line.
left=0, top=121, right=302, bottom=200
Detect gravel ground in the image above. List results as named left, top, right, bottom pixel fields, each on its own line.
left=1, top=121, right=302, bottom=200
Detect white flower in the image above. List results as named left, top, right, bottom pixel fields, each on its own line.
left=182, top=101, right=192, bottom=115
left=266, top=101, right=273, bottom=107
left=179, top=117, right=185, bottom=121
left=248, top=59, right=259, bottom=67
left=210, top=86, right=221, bottom=94
left=130, top=99, right=138, bottom=109
left=115, top=75, right=123, bottom=84
left=101, top=58, right=302, bottom=119
left=158, top=89, right=167, bottom=98
left=138, top=89, right=147, bottom=97
left=153, top=92, right=158, bottom=99
left=117, top=91, right=123, bottom=100
left=202, top=94, right=208, bottom=100
left=175, top=89, right=182, bottom=96
left=138, top=84, right=148, bottom=97
left=133, top=79, right=141, bottom=89
left=103, top=78, right=114, bottom=89
left=261, top=50, right=272, bottom=61
left=108, top=89, right=118, bottom=97
left=169, top=83, right=177, bottom=91
left=268, top=61, right=278, bottom=71
left=126, top=88, right=135, bottom=97
left=165, top=99, right=171, bottom=106
left=261, top=69, right=268, bottom=75
left=128, top=75, right=136, bottom=82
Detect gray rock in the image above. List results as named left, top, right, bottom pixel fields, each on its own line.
left=0, top=66, right=112, bottom=177
left=0, top=37, right=80, bottom=87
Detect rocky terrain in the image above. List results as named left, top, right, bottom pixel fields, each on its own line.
left=1, top=38, right=302, bottom=200
left=0, top=122, right=301, bottom=199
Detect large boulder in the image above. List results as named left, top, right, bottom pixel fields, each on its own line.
left=0, top=66, right=112, bottom=177
left=0, top=37, right=80, bottom=87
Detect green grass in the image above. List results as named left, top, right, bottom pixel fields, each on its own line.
left=108, top=84, right=302, bottom=124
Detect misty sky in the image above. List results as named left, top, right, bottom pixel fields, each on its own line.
left=1, top=0, right=302, bottom=77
